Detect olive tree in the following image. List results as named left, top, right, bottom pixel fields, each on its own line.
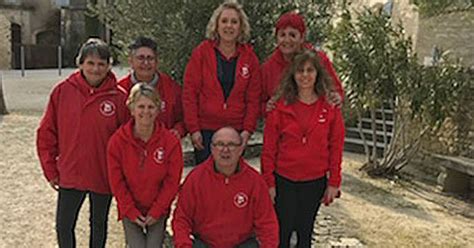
left=328, top=5, right=470, bottom=176
left=87, top=0, right=335, bottom=81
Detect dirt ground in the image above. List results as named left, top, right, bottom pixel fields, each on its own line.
left=1, top=111, right=473, bottom=248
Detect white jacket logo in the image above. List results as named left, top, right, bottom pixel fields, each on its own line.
left=240, top=64, right=250, bottom=79
left=100, top=100, right=116, bottom=117
left=161, top=100, right=166, bottom=112
left=234, top=192, right=248, bottom=208
left=154, top=147, right=165, bottom=164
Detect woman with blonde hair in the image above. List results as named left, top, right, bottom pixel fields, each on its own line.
left=261, top=50, right=345, bottom=247
left=107, top=83, right=183, bottom=247
left=183, top=0, right=261, bottom=165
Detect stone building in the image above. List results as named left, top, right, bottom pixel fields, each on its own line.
left=0, top=0, right=108, bottom=69
left=350, top=0, right=474, bottom=68
left=344, top=0, right=473, bottom=157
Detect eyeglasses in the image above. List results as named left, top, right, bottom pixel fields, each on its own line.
left=135, top=55, right=156, bottom=63
left=212, top=141, right=242, bottom=151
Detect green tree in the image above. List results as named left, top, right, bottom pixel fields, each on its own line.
left=328, top=4, right=470, bottom=176
left=88, top=0, right=335, bottom=81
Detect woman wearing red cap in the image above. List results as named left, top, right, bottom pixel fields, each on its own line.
left=261, top=11, right=344, bottom=115
left=183, top=0, right=261, bottom=165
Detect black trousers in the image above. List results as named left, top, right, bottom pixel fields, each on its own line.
left=274, top=174, right=327, bottom=248
left=56, top=188, right=112, bottom=248
left=194, top=129, right=215, bottom=165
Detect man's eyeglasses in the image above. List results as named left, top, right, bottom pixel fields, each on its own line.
left=135, top=55, right=156, bottom=63
left=212, top=142, right=242, bottom=151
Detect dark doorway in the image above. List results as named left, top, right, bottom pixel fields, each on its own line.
left=11, top=23, right=21, bottom=69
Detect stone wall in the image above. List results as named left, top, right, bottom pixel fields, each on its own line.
left=0, top=14, right=10, bottom=69
left=416, top=10, right=474, bottom=68
left=391, top=0, right=419, bottom=47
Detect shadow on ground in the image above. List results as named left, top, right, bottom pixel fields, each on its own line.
left=342, top=172, right=433, bottom=221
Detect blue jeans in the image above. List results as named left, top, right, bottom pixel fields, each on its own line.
left=194, top=130, right=215, bottom=165
left=56, top=188, right=112, bottom=248
left=193, top=236, right=259, bottom=248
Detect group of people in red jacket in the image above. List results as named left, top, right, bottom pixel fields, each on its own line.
left=37, top=1, right=345, bottom=247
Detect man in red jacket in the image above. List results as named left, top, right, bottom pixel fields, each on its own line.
left=172, top=127, right=278, bottom=248
left=118, top=37, right=185, bottom=138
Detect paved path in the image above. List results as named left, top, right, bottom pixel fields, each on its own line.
left=1, top=68, right=130, bottom=112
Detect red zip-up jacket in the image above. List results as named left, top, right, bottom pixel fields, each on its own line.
left=37, top=71, right=128, bottom=194
left=182, top=40, right=261, bottom=133
left=261, top=45, right=344, bottom=115
left=261, top=98, right=345, bottom=188
left=118, top=72, right=186, bottom=137
left=172, top=158, right=278, bottom=248
left=107, top=119, right=183, bottom=221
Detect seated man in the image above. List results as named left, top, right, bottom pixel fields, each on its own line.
left=172, top=127, right=278, bottom=248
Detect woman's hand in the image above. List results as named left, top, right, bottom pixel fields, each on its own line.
left=327, top=91, right=342, bottom=107
left=240, top=131, right=251, bottom=146
left=265, top=98, right=277, bottom=112
left=322, top=186, right=340, bottom=206
left=145, top=215, right=158, bottom=226
left=48, top=177, right=59, bottom=191
left=135, top=215, right=147, bottom=228
left=268, top=187, right=276, bottom=204
left=169, top=129, right=181, bottom=139
left=191, top=131, right=204, bottom=150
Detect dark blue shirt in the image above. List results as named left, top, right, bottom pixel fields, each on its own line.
left=215, top=48, right=238, bottom=101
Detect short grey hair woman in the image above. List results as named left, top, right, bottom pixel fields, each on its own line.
left=37, top=38, right=128, bottom=247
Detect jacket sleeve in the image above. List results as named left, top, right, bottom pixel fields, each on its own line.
left=183, top=47, right=202, bottom=133
left=318, top=51, right=344, bottom=99
left=243, top=52, right=262, bottom=133
left=260, top=63, right=271, bottom=119
left=107, top=138, right=142, bottom=221
left=172, top=177, right=196, bottom=248
left=116, top=86, right=131, bottom=125
left=260, top=109, right=280, bottom=188
left=328, top=107, right=345, bottom=187
left=172, top=82, right=186, bottom=137
left=37, top=87, right=61, bottom=182
left=254, top=178, right=279, bottom=248
left=148, top=140, right=184, bottom=219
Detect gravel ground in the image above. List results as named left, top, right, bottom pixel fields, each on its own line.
left=2, top=70, right=473, bottom=247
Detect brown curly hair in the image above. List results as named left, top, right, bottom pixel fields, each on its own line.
left=275, top=49, right=334, bottom=104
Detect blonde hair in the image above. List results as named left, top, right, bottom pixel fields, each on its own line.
left=205, top=0, right=251, bottom=44
left=126, top=83, right=161, bottom=110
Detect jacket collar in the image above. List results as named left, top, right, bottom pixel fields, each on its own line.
left=202, top=156, right=249, bottom=180
left=68, top=70, right=117, bottom=96
left=118, top=118, right=166, bottom=147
